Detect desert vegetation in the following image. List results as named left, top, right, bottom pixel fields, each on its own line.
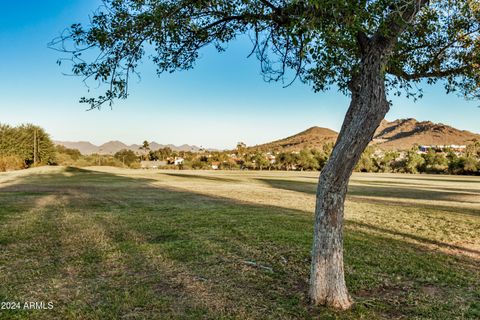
left=59, top=143, right=480, bottom=175
left=355, top=144, right=480, bottom=175
left=2, top=123, right=478, bottom=176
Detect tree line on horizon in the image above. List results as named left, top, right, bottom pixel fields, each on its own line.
left=116, top=141, right=480, bottom=175
left=1, top=124, right=479, bottom=175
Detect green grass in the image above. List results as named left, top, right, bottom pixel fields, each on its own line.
left=0, top=166, right=479, bottom=319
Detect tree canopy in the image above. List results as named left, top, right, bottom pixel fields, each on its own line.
left=51, top=0, right=480, bottom=108
left=0, top=124, right=56, bottom=166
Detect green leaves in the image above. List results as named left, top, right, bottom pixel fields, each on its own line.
left=0, top=124, right=56, bottom=166
left=390, top=0, right=480, bottom=99
left=52, top=0, right=480, bottom=108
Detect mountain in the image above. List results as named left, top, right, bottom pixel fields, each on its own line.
left=54, top=140, right=204, bottom=155
left=249, top=126, right=339, bottom=152
left=158, top=143, right=202, bottom=152
left=372, top=118, right=480, bottom=149
left=99, top=141, right=130, bottom=154
left=248, top=119, right=479, bottom=152
left=54, top=119, right=479, bottom=155
left=54, top=141, right=99, bottom=155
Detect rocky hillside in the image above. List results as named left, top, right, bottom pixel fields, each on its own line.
left=249, top=119, right=479, bottom=152
left=249, top=126, right=339, bottom=152
left=55, top=119, right=479, bottom=154
left=372, top=118, right=480, bottom=149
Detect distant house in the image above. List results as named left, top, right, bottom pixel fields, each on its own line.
left=228, top=154, right=243, bottom=163
left=266, top=153, right=276, bottom=164
left=418, top=145, right=431, bottom=153
left=449, top=145, right=467, bottom=153
left=174, top=157, right=184, bottom=165
left=418, top=145, right=467, bottom=154
left=165, top=157, right=184, bottom=165
left=141, top=160, right=167, bottom=169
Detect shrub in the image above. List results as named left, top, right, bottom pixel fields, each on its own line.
left=0, top=155, right=24, bottom=172
left=55, top=145, right=81, bottom=160
left=129, top=162, right=141, bottom=169
left=114, top=149, right=139, bottom=166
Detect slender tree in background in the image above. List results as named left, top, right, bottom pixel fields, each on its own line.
left=139, top=140, right=151, bottom=160
left=53, top=0, right=480, bottom=310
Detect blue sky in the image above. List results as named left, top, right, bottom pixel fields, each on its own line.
left=1, top=1, right=479, bottom=149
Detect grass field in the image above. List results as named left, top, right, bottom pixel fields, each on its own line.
left=0, top=166, right=479, bottom=319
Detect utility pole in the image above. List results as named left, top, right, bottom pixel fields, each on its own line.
left=33, top=129, right=38, bottom=165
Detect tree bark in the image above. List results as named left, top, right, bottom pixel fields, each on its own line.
left=309, top=45, right=391, bottom=310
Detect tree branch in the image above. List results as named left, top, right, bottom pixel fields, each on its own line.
left=259, top=0, right=278, bottom=11
left=388, top=65, right=469, bottom=80
left=373, top=0, right=430, bottom=50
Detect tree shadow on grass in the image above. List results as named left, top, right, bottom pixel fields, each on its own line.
left=257, top=179, right=318, bottom=195
left=257, top=178, right=480, bottom=202
left=257, top=178, right=480, bottom=216
left=382, top=175, right=480, bottom=184
left=349, top=221, right=480, bottom=257
left=352, top=180, right=480, bottom=195
left=347, top=195, right=480, bottom=218
left=0, top=167, right=479, bottom=319
left=162, top=172, right=238, bottom=183
left=300, top=173, right=480, bottom=186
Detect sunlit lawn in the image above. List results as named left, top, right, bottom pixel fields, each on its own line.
left=0, top=166, right=479, bottom=319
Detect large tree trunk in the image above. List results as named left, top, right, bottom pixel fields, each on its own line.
left=309, top=46, right=391, bottom=310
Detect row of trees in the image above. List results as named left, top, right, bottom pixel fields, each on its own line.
left=356, top=145, right=480, bottom=175
left=2, top=124, right=477, bottom=176
left=115, top=141, right=479, bottom=175
left=55, top=145, right=127, bottom=168
left=0, top=124, right=56, bottom=171
left=250, top=146, right=479, bottom=175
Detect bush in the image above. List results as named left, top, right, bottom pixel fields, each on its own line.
left=355, top=147, right=375, bottom=172
left=462, top=157, right=479, bottom=174
left=190, top=159, right=210, bottom=169
left=114, top=149, right=139, bottom=166
left=129, top=162, right=141, bottom=169
left=54, top=152, right=77, bottom=166
left=403, top=150, right=425, bottom=174
left=0, top=155, right=24, bottom=172
left=421, top=150, right=448, bottom=173
left=0, top=124, right=56, bottom=167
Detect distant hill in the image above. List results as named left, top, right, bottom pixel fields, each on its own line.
left=99, top=141, right=130, bottom=154
left=54, top=140, right=204, bottom=155
left=249, top=126, right=339, bottom=152
left=372, top=118, right=480, bottom=149
left=54, top=141, right=99, bottom=155
left=248, top=119, right=479, bottom=152
left=55, top=119, right=479, bottom=155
